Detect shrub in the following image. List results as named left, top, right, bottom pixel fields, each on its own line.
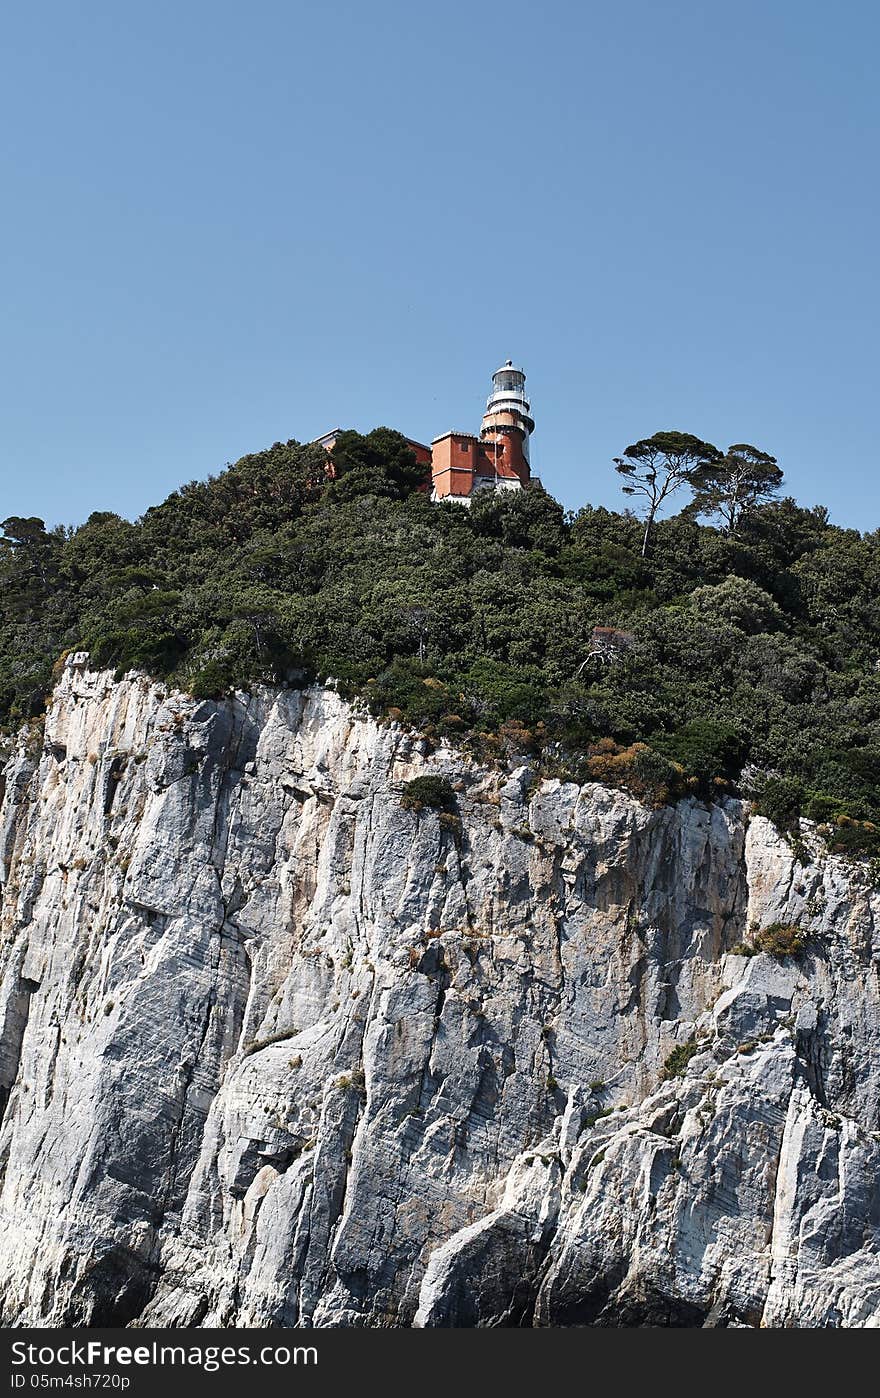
left=661, top=1037, right=700, bottom=1080
left=364, top=663, right=453, bottom=725
left=823, top=817, right=880, bottom=859
left=189, top=661, right=234, bottom=699
left=752, top=922, right=808, bottom=957
left=497, top=717, right=538, bottom=754
left=803, top=792, right=844, bottom=824
left=652, top=718, right=747, bottom=788
left=399, top=775, right=456, bottom=812
left=336, top=1067, right=366, bottom=1093
left=733, top=923, right=807, bottom=958
left=688, top=576, right=784, bottom=634
left=241, top=1028, right=298, bottom=1056
left=583, top=740, right=685, bottom=807
left=752, top=775, right=805, bottom=832
left=631, top=746, right=686, bottom=804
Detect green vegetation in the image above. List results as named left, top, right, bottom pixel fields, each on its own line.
left=614, top=431, right=721, bottom=556
left=399, top=775, right=456, bottom=812
left=732, top=923, right=809, bottom=958
left=5, top=425, right=880, bottom=852
left=686, top=444, right=784, bottom=536
left=661, top=1038, right=700, bottom=1080
left=749, top=774, right=806, bottom=832
left=240, top=1028, right=299, bottom=1056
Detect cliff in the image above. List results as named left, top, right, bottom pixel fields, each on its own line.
left=0, top=668, right=878, bottom=1328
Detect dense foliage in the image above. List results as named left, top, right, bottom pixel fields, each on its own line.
left=732, top=924, right=809, bottom=959
left=4, top=426, right=880, bottom=848
left=399, top=775, right=457, bottom=812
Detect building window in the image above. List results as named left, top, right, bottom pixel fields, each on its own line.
left=459, top=441, right=469, bottom=452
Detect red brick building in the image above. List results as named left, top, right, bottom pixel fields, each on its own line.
left=431, top=361, right=534, bottom=504
left=316, top=361, right=536, bottom=504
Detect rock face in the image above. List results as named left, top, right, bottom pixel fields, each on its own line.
left=0, top=669, right=878, bottom=1328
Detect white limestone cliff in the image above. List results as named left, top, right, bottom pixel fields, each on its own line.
left=0, top=668, right=877, bottom=1327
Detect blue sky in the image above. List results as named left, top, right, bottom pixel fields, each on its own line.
left=1, top=0, right=878, bottom=531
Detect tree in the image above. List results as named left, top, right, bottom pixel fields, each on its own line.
left=1, top=516, right=57, bottom=588
left=688, top=576, right=784, bottom=634
left=326, top=428, right=428, bottom=500
left=614, top=432, right=720, bottom=556
left=687, top=444, right=783, bottom=534
left=469, top=484, right=566, bottom=553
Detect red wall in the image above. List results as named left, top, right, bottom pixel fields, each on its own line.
left=431, top=435, right=479, bottom=497
left=432, top=427, right=530, bottom=497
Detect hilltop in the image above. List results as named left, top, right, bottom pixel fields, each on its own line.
left=3, top=427, right=880, bottom=847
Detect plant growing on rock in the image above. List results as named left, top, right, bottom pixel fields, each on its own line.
left=583, top=740, right=686, bottom=807
left=241, top=1027, right=299, bottom=1056
left=399, top=775, right=456, bottom=812
left=748, top=774, right=805, bottom=833
left=733, top=923, right=808, bottom=958
left=661, top=1037, right=700, bottom=1080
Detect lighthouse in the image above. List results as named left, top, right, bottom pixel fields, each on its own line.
left=480, top=361, right=535, bottom=466
left=430, top=361, right=535, bottom=504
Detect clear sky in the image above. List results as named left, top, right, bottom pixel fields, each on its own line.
left=1, top=1, right=878, bottom=532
